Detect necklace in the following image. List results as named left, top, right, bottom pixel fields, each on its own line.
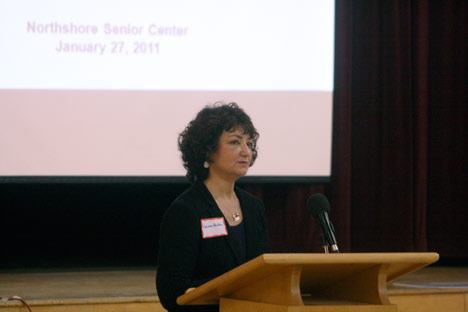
left=232, top=212, right=241, bottom=222
left=212, top=191, right=242, bottom=222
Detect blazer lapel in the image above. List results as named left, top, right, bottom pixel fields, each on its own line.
left=196, top=182, right=243, bottom=265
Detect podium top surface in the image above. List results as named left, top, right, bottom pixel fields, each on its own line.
left=257, top=252, right=438, bottom=265
left=177, top=252, right=439, bottom=305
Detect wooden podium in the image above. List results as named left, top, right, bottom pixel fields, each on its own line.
left=177, top=253, right=439, bottom=312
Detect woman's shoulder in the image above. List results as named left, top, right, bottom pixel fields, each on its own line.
left=172, top=182, right=206, bottom=204
left=165, top=182, right=208, bottom=214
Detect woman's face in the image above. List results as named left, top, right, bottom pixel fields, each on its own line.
left=208, top=128, right=254, bottom=181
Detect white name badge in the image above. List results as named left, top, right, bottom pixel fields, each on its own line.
left=201, top=217, right=228, bottom=239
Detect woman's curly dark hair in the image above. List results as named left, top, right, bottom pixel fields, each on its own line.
left=178, top=102, right=259, bottom=183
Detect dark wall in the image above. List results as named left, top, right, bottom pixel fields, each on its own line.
left=0, top=182, right=326, bottom=269
left=0, top=182, right=186, bottom=268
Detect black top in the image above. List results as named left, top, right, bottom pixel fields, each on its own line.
left=156, top=182, right=270, bottom=312
left=228, top=222, right=246, bottom=264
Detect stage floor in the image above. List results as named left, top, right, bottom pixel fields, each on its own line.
left=0, top=268, right=157, bottom=301
left=1, top=266, right=467, bottom=311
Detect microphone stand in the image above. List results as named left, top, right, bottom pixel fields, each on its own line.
left=323, top=243, right=339, bottom=253
left=330, top=244, right=340, bottom=253
left=319, top=217, right=339, bottom=253
left=321, top=234, right=330, bottom=253
left=320, top=232, right=339, bottom=253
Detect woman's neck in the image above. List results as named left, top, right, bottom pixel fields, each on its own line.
left=204, top=175, right=236, bottom=200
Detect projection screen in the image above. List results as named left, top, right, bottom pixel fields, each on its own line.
left=0, top=0, right=335, bottom=181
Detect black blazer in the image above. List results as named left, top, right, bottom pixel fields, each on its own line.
left=156, top=182, right=270, bottom=312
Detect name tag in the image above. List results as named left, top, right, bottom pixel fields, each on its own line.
left=201, top=217, right=228, bottom=239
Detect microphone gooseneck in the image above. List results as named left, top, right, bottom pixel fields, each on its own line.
left=307, top=193, right=339, bottom=253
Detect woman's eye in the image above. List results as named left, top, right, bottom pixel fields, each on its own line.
left=229, top=140, right=240, bottom=145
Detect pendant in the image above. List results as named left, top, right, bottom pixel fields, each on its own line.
left=232, top=212, right=241, bottom=222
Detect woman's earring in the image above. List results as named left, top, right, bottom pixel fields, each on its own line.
left=203, top=161, right=210, bottom=169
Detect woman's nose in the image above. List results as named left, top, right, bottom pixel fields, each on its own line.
left=240, top=142, right=251, bottom=155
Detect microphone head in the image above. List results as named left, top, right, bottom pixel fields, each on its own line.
left=307, top=193, right=330, bottom=217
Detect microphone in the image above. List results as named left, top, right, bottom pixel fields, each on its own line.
left=307, top=193, right=339, bottom=253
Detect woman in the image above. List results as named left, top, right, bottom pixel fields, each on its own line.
left=156, top=102, right=270, bottom=312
